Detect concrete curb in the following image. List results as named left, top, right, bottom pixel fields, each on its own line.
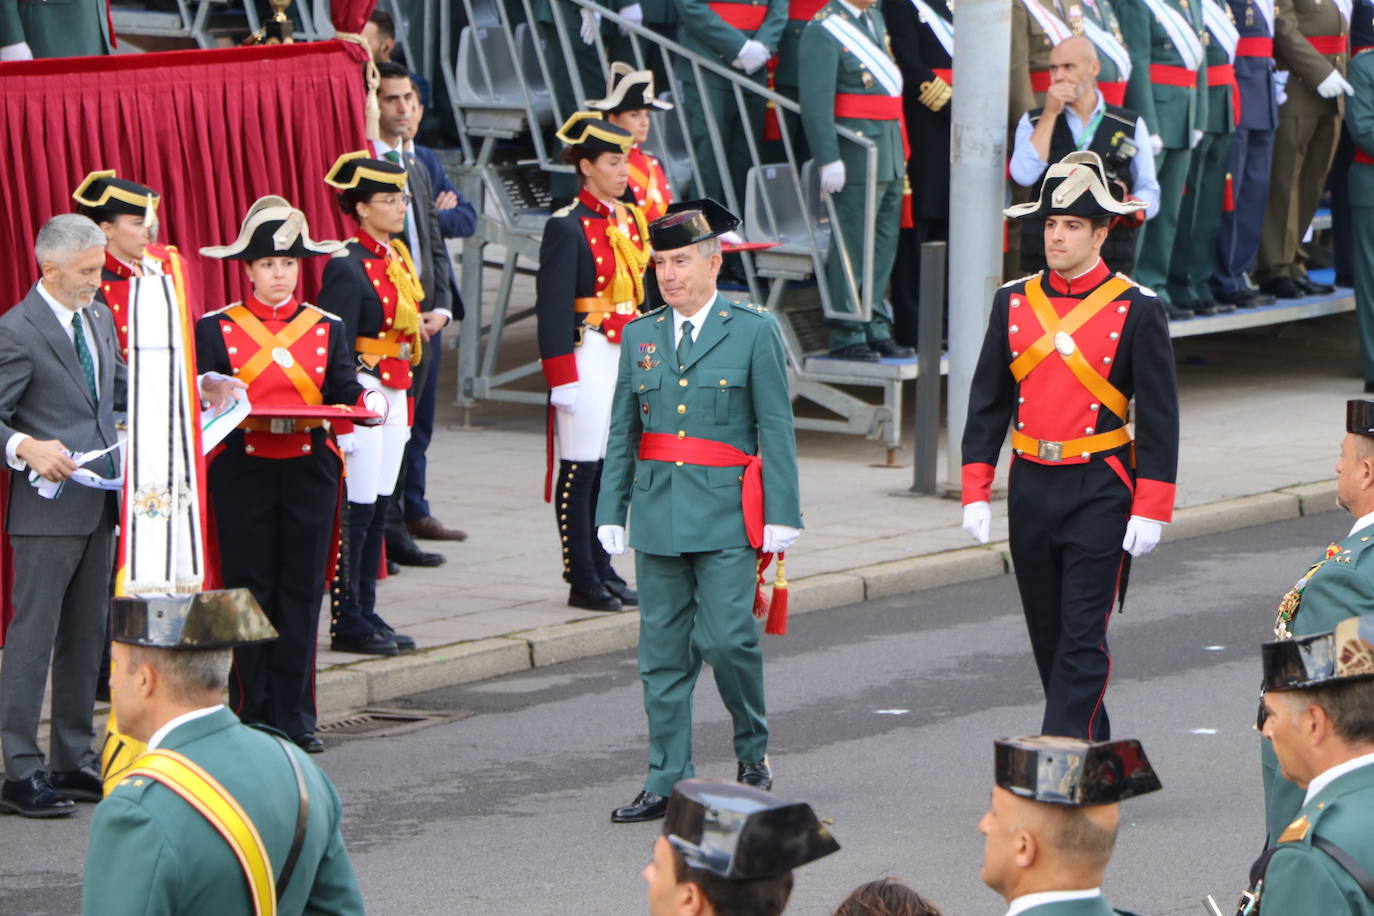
left=316, top=479, right=1339, bottom=717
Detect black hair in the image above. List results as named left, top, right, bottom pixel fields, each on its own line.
left=336, top=189, right=376, bottom=222
left=368, top=9, right=395, bottom=38
left=670, top=845, right=794, bottom=916
left=77, top=204, right=124, bottom=227
left=376, top=60, right=410, bottom=82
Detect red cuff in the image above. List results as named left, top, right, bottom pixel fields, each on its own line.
left=1132, top=478, right=1176, bottom=523
left=962, top=462, right=995, bottom=505
left=542, top=353, right=578, bottom=388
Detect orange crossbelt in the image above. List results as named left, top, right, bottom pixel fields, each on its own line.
left=226, top=306, right=323, bottom=405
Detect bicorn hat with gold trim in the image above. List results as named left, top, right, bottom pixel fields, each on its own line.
left=994, top=735, right=1162, bottom=806
left=323, top=150, right=408, bottom=194
left=586, top=62, right=674, bottom=113
left=72, top=170, right=160, bottom=225
left=199, top=195, right=345, bottom=261
left=1003, top=151, right=1147, bottom=221
left=556, top=111, right=634, bottom=154
left=1263, top=617, right=1374, bottom=691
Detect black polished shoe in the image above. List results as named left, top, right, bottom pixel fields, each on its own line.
left=1262, top=277, right=1303, bottom=299
left=603, top=578, right=638, bottom=606
left=293, top=734, right=325, bottom=754
left=387, top=559, right=401, bottom=576
left=0, top=773, right=75, bottom=818
left=569, top=584, right=623, bottom=612
left=871, top=339, right=916, bottom=359
left=48, top=764, right=102, bottom=803
left=376, top=625, right=416, bottom=652
left=1294, top=275, right=1336, bottom=296
left=828, top=343, right=880, bottom=362
left=1164, top=304, right=1195, bottom=320
left=330, top=631, right=399, bottom=656
left=611, top=790, right=668, bottom=823
left=389, top=540, right=446, bottom=568
left=737, top=759, right=774, bottom=791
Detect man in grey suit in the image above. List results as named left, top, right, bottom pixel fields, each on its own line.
left=0, top=214, right=122, bottom=818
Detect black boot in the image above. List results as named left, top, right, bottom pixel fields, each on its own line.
left=362, top=494, right=416, bottom=651
left=591, top=460, right=636, bottom=606
left=330, top=501, right=397, bottom=656
left=559, top=460, right=622, bottom=612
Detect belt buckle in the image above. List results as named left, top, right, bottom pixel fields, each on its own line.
left=397, top=342, right=413, bottom=360
left=1037, top=440, right=1063, bottom=462
left=269, top=418, right=296, bottom=435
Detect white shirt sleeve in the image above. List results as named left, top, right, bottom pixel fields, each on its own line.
left=1130, top=115, right=1161, bottom=220
left=1008, top=112, right=1049, bottom=188
left=7, top=433, right=30, bottom=471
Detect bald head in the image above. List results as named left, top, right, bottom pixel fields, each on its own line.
left=979, top=787, right=1120, bottom=902
left=1048, top=36, right=1101, bottom=91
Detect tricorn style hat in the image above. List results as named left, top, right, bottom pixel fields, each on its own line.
left=556, top=111, right=635, bottom=154
left=323, top=150, right=408, bottom=194
left=1349, top=399, right=1374, bottom=438
left=1003, top=151, right=1147, bottom=221
left=648, top=199, right=740, bottom=251
left=662, top=779, right=840, bottom=880
left=72, top=170, right=161, bottom=224
left=199, top=195, right=345, bottom=261
left=994, top=735, right=1162, bottom=806
left=1262, top=617, right=1374, bottom=691
left=586, top=61, right=674, bottom=113
left=112, top=589, right=277, bottom=650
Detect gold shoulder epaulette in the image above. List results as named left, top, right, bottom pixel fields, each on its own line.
left=1278, top=815, right=1311, bottom=844
left=302, top=302, right=343, bottom=321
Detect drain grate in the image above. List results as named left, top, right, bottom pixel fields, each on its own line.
left=316, top=708, right=460, bottom=739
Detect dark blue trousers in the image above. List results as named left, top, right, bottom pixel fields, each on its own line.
left=1214, top=125, right=1277, bottom=295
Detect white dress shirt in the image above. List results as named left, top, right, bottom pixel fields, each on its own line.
left=1303, top=752, right=1374, bottom=805
left=1006, top=888, right=1104, bottom=916
left=146, top=704, right=225, bottom=751
left=371, top=138, right=456, bottom=323
left=1350, top=510, right=1374, bottom=537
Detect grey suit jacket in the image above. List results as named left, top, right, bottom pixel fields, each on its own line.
left=0, top=286, right=123, bottom=536
left=402, top=151, right=454, bottom=317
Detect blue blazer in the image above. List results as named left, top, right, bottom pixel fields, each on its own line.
left=412, top=143, right=477, bottom=320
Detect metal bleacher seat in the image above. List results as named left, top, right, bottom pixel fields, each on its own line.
left=514, top=23, right=554, bottom=115
left=648, top=100, right=696, bottom=190
left=743, top=160, right=829, bottom=294
left=455, top=25, right=552, bottom=137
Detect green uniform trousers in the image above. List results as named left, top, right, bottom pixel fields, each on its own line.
left=1257, top=111, right=1340, bottom=282
left=1168, top=130, right=1233, bottom=304
left=679, top=71, right=768, bottom=207
left=636, top=546, right=768, bottom=797
left=1135, top=146, right=1192, bottom=305
left=826, top=174, right=900, bottom=349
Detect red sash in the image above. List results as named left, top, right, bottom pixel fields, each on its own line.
left=1150, top=63, right=1198, bottom=86
left=708, top=2, right=768, bottom=30
left=1207, top=63, right=1242, bottom=124
left=834, top=92, right=911, bottom=160
left=933, top=68, right=953, bottom=84
left=1357, top=149, right=1374, bottom=165
left=639, top=433, right=764, bottom=548
left=1235, top=36, right=1273, bottom=56
left=1307, top=34, right=1347, bottom=55
left=788, top=0, right=828, bottom=19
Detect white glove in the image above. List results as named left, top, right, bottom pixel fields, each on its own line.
left=1317, top=70, right=1355, bottom=98
left=598, top=524, right=627, bottom=555
left=580, top=8, right=602, bottom=45
left=962, top=501, right=991, bottom=544
left=732, top=39, right=770, bottom=74
left=819, top=159, right=847, bottom=194
left=1122, top=516, right=1163, bottom=558
left=619, top=2, right=643, bottom=33
left=336, top=433, right=358, bottom=456
left=1190, top=129, right=1204, bottom=149
left=361, top=387, right=390, bottom=425
left=550, top=383, right=578, bottom=413
left=1149, top=134, right=1163, bottom=157
left=762, top=524, right=801, bottom=554
left=1274, top=70, right=1289, bottom=107
left=0, top=42, right=34, bottom=62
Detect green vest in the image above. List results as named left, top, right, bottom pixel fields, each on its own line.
left=1261, top=762, right=1374, bottom=915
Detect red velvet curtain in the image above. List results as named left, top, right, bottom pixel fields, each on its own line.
left=331, top=0, right=380, bottom=32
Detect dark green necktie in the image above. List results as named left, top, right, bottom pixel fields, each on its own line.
left=676, top=322, right=694, bottom=369
left=71, top=311, right=98, bottom=402
left=383, top=149, right=410, bottom=237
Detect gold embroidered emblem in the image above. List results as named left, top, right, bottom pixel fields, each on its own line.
left=1278, top=816, right=1310, bottom=844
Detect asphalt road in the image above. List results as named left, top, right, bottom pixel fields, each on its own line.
left=0, top=509, right=1347, bottom=916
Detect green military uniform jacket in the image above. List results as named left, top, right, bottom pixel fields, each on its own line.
left=1011, top=0, right=1059, bottom=117
left=1119, top=0, right=1209, bottom=147
left=596, top=296, right=802, bottom=556
left=1274, top=0, right=1350, bottom=117
left=1261, top=760, right=1374, bottom=914
left=1349, top=50, right=1374, bottom=207
left=798, top=0, right=906, bottom=182
left=1201, top=3, right=1237, bottom=133
left=677, top=0, right=788, bottom=72
left=1262, top=522, right=1374, bottom=843
left=82, top=708, right=364, bottom=916
left=0, top=0, right=111, bottom=57
left=1016, top=893, right=1131, bottom=914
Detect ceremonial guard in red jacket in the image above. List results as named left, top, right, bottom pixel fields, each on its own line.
left=197, top=197, right=379, bottom=754
left=588, top=63, right=676, bottom=223
left=73, top=170, right=193, bottom=362
left=538, top=113, right=652, bottom=612
left=961, top=152, right=1179, bottom=741
left=318, top=152, right=422, bottom=657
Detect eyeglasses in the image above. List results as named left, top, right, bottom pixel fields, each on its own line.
left=372, top=193, right=413, bottom=208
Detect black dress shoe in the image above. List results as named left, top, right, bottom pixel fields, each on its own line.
left=1364, top=381, right=1374, bottom=394
left=569, top=584, right=623, bottom=612
left=1262, top=277, right=1303, bottom=299
left=603, top=578, right=638, bottom=606
left=293, top=734, right=325, bottom=754
left=48, top=764, right=102, bottom=803
left=376, top=625, right=416, bottom=652
left=1294, top=276, right=1336, bottom=296
left=0, top=773, right=75, bottom=818
left=611, top=790, right=668, bottom=823
left=737, top=759, right=773, bottom=791
left=387, top=559, right=401, bottom=576
left=828, top=343, right=880, bottom=362
left=1338, top=274, right=1355, bottom=287
left=1164, top=304, right=1195, bottom=320
left=870, top=339, right=916, bottom=359
left=389, top=541, right=446, bottom=567
left=330, top=632, right=399, bottom=656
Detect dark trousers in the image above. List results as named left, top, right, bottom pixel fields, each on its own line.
left=1329, top=125, right=1356, bottom=284
left=1007, top=457, right=1131, bottom=741
left=210, top=440, right=342, bottom=739
left=1214, top=124, right=1277, bottom=294
left=889, top=219, right=948, bottom=349
left=403, top=328, right=440, bottom=522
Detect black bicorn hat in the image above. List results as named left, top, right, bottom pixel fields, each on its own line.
left=112, top=589, right=277, bottom=651
left=1262, top=617, right=1374, bottom=691
left=72, top=170, right=161, bottom=222
left=1003, top=151, right=1147, bottom=221
left=648, top=199, right=740, bottom=251
left=662, top=779, right=841, bottom=880
left=994, top=735, right=1163, bottom=806
left=199, top=195, right=345, bottom=261
left=556, top=111, right=635, bottom=154
left=323, top=150, right=409, bottom=195
left=1348, top=399, right=1374, bottom=438
left=586, top=61, right=674, bottom=113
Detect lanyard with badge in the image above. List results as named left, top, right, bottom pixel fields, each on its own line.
left=1075, top=107, right=1105, bottom=151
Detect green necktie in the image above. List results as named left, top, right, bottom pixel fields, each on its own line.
left=71, top=311, right=98, bottom=402
left=676, top=322, right=694, bottom=369
left=383, top=149, right=410, bottom=238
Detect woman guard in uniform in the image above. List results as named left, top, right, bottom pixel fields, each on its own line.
left=587, top=63, right=675, bottom=223
left=197, top=196, right=380, bottom=753
left=318, top=151, right=422, bottom=657
left=538, top=113, right=652, bottom=612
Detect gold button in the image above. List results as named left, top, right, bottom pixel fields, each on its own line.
left=678, top=378, right=688, bottom=387
left=675, top=460, right=684, bottom=466
left=383, top=372, right=391, bottom=380
left=316, top=366, right=324, bottom=374
left=302, top=444, right=311, bottom=453
left=719, top=378, right=727, bottom=386
left=245, top=444, right=255, bottom=453
left=677, top=430, right=686, bottom=439
left=677, top=405, right=686, bottom=414
left=316, top=347, right=326, bottom=355
left=640, top=384, right=646, bottom=391
left=373, top=279, right=381, bottom=286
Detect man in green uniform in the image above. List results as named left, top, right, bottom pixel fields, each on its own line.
left=1261, top=399, right=1374, bottom=845
left=1346, top=45, right=1374, bottom=388
left=0, top=0, right=111, bottom=59
left=979, top=735, right=1162, bottom=915
left=1118, top=0, right=1209, bottom=319
left=82, top=593, right=364, bottom=915
left=798, top=0, right=914, bottom=361
left=1251, top=617, right=1374, bottom=914
left=596, top=200, right=802, bottom=823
